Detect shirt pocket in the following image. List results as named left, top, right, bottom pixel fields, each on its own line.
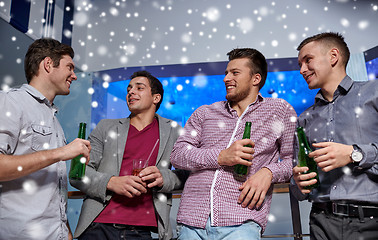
left=31, top=124, right=52, bottom=151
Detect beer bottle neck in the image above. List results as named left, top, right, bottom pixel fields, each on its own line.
left=297, top=129, right=311, bottom=150
left=243, top=122, right=251, bottom=139
left=77, top=123, right=86, bottom=139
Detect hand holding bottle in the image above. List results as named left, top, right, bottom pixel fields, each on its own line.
left=293, top=165, right=318, bottom=194
left=234, top=122, right=253, bottom=176
left=294, top=127, right=319, bottom=192
left=217, top=138, right=254, bottom=166
left=61, top=138, right=91, bottom=163
left=69, top=123, right=89, bottom=180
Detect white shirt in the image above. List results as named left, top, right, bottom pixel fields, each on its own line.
left=0, top=84, right=68, bottom=240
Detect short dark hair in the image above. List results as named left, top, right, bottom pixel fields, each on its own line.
left=24, top=38, right=74, bottom=83
left=297, top=32, right=350, bottom=70
left=130, top=70, right=164, bottom=111
left=227, top=48, right=268, bottom=90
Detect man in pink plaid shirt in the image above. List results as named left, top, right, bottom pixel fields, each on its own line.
left=171, top=48, right=297, bottom=239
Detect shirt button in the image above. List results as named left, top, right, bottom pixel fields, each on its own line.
left=332, top=185, right=337, bottom=190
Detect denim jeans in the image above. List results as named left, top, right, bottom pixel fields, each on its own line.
left=79, top=222, right=153, bottom=240
left=177, top=216, right=261, bottom=240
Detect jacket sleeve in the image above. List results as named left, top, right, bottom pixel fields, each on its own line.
left=158, top=123, right=190, bottom=193
left=70, top=119, right=114, bottom=202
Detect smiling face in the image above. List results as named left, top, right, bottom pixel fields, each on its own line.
left=224, top=58, right=256, bottom=104
left=126, top=76, right=160, bottom=114
left=298, top=41, right=333, bottom=90
left=49, top=54, right=77, bottom=96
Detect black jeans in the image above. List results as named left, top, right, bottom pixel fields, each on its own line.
left=310, top=205, right=378, bottom=240
left=78, top=222, right=154, bottom=240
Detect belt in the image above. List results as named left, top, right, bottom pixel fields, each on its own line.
left=313, top=202, right=378, bottom=218
left=106, top=223, right=157, bottom=232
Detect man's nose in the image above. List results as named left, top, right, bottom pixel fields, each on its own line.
left=224, top=73, right=231, bottom=82
left=71, top=72, right=77, bottom=81
left=128, top=87, right=136, bottom=95
left=299, top=65, right=307, bottom=75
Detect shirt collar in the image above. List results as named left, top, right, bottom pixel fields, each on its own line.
left=21, top=84, right=57, bottom=110
left=338, top=75, right=353, bottom=92
left=315, top=75, right=353, bottom=103
left=225, top=93, right=265, bottom=112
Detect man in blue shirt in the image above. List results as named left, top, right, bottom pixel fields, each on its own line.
left=291, top=32, right=378, bottom=240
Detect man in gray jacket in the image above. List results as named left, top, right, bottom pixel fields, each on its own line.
left=71, top=71, right=187, bottom=240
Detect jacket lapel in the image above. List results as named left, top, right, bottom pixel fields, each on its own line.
left=117, top=118, right=130, bottom=171
left=156, top=115, right=171, bottom=165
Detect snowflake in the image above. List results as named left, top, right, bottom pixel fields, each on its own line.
left=23, top=180, right=38, bottom=195
left=205, top=7, right=221, bottom=22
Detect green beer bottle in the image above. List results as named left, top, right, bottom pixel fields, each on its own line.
left=296, top=127, right=319, bottom=189
left=69, top=122, right=87, bottom=180
left=234, top=122, right=252, bottom=176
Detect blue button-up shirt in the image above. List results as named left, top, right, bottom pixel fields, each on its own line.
left=0, top=84, right=68, bottom=239
left=292, top=76, right=378, bottom=204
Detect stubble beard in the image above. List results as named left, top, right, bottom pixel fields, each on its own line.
left=226, top=88, right=250, bottom=104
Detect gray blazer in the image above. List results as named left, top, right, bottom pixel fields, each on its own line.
left=70, top=114, right=187, bottom=239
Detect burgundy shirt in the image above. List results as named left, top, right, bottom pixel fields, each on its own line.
left=95, top=118, right=159, bottom=227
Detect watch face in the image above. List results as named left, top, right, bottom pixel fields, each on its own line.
left=352, top=150, right=363, bottom=162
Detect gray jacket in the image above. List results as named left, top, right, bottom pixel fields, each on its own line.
left=70, top=115, right=187, bottom=239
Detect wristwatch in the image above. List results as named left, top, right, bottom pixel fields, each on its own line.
left=350, top=145, right=363, bottom=163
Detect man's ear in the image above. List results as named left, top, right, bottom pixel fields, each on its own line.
left=330, top=48, right=340, bottom=67
left=153, top=94, right=161, bottom=104
left=43, top=57, right=53, bottom=73
left=252, top=73, right=262, bottom=87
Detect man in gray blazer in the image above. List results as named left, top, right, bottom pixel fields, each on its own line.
left=71, top=71, right=187, bottom=240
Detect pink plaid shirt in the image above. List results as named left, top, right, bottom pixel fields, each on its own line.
left=171, top=94, right=297, bottom=231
